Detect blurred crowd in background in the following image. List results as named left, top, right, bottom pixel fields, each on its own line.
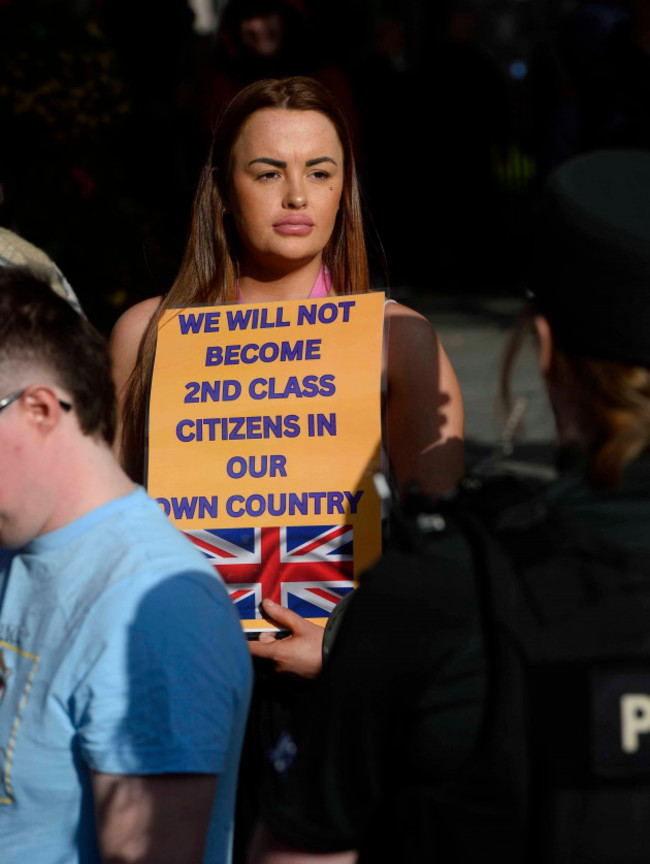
left=0, top=0, right=648, bottom=333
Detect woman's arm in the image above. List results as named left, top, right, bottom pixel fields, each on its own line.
left=108, top=297, right=161, bottom=463
left=384, top=302, right=464, bottom=498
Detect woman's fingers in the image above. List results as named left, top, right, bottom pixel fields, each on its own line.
left=249, top=599, right=324, bottom=678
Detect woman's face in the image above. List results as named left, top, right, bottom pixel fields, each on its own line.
left=227, top=108, right=344, bottom=274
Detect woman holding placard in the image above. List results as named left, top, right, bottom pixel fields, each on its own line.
left=111, top=76, right=464, bottom=672
left=110, top=73, right=464, bottom=861
left=111, top=75, right=463, bottom=665
left=111, top=78, right=464, bottom=660
left=110, top=76, right=463, bottom=501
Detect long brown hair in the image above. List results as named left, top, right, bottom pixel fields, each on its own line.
left=121, top=76, right=369, bottom=481
left=501, top=306, right=650, bottom=488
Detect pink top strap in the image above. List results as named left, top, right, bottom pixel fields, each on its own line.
left=237, top=266, right=331, bottom=303
left=310, top=265, right=331, bottom=298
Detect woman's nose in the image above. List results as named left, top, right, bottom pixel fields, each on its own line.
left=284, top=178, right=307, bottom=209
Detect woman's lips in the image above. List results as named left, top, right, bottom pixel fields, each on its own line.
left=273, top=216, right=314, bottom=235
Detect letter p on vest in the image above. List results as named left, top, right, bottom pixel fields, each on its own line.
left=621, top=694, right=650, bottom=753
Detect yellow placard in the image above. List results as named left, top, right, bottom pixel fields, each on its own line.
left=147, top=293, right=384, bottom=632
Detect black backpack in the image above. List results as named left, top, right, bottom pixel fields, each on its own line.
left=411, top=472, right=650, bottom=863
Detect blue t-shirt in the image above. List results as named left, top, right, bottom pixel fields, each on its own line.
left=0, top=487, right=252, bottom=864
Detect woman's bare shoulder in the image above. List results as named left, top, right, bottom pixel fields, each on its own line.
left=383, top=298, right=424, bottom=320
left=109, top=296, right=162, bottom=395
left=383, top=299, right=439, bottom=357
left=383, top=299, right=434, bottom=331
left=110, top=296, right=163, bottom=345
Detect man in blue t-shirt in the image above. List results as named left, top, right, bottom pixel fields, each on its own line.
left=0, top=267, right=252, bottom=864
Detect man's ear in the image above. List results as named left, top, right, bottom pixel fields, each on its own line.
left=533, top=315, right=554, bottom=375
left=21, top=386, right=66, bottom=434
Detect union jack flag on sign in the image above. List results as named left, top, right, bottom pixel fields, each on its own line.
left=184, top=525, right=354, bottom=622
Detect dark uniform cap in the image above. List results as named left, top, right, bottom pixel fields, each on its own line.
left=530, top=150, right=650, bottom=368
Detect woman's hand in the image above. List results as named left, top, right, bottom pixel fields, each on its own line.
left=249, top=599, right=324, bottom=678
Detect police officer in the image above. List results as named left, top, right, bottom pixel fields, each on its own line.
left=249, top=150, right=650, bottom=864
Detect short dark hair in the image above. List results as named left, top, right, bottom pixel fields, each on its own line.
left=0, top=266, right=116, bottom=444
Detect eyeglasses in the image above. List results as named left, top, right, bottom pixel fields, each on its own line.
left=0, top=389, right=72, bottom=414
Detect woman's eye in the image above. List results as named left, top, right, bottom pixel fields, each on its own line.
left=310, top=170, right=330, bottom=181
left=257, top=171, right=280, bottom=181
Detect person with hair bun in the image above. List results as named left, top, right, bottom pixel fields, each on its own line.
left=249, top=150, right=650, bottom=864
left=110, top=76, right=464, bottom=673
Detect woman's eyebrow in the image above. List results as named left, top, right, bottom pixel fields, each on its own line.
left=306, top=156, right=337, bottom=167
left=249, top=157, right=286, bottom=167
left=248, top=156, right=338, bottom=167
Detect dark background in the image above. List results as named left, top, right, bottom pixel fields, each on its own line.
left=0, top=0, right=646, bottom=333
